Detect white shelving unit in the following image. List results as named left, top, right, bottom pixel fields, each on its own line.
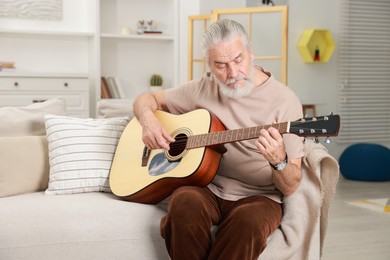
left=0, top=0, right=96, bottom=116
left=98, top=0, right=179, bottom=101
left=101, top=33, right=174, bottom=41
left=0, top=29, right=94, bottom=117
left=0, top=29, right=94, bottom=76
left=0, top=0, right=196, bottom=117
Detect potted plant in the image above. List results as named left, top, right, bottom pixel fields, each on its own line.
left=150, top=74, right=163, bottom=91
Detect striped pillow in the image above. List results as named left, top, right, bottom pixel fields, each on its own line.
left=44, top=114, right=129, bottom=195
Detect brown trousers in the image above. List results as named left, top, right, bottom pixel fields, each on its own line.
left=160, top=186, right=282, bottom=260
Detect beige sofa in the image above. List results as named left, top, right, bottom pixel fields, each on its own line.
left=0, top=98, right=339, bottom=260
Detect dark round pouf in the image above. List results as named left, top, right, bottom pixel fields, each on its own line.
left=339, top=143, right=390, bottom=181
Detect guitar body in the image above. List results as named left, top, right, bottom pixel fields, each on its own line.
left=109, top=109, right=226, bottom=204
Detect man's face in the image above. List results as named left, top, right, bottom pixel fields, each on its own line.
left=208, top=37, right=254, bottom=99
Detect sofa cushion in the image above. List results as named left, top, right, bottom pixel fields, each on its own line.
left=0, top=192, right=170, bottom=260
left=44, top=114, right=129, bottom=195
left=97, top=99, right=134, bottom=118
left=0, top=136, right=49, bottom=198
left=0, top=98, right=67, bottom=136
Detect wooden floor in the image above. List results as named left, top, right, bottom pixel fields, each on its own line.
left=322, top=177, right=390, bottom=260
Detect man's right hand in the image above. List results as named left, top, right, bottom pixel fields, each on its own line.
left=140, top=110, right=175, bottom=151
left=133, top=91, right=175, bottom=151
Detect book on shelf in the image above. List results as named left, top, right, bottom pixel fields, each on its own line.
left=101, top=76, right=126, bottom=99
left=101, top=77, right=112, bottom=98
left=113, top=77, right=125, bottom=98
left=106, top=77, right=120, bottom=98
left=107, top=76, right=125, bottom=99
left=0, top=61, right=15, bottom=69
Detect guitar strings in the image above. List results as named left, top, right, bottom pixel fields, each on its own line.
left=169, top=120, right=328, bottom=142
left=166, top=117, right=332, bottom=150
left=168, top=126, right=275, bottom=149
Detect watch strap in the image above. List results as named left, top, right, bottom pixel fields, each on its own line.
left=270, top=153, right=288, bottom=170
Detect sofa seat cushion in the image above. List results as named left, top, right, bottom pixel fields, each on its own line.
left=0, top=192, right=170, bottom=260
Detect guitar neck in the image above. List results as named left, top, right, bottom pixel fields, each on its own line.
left=186, top=122, right=290, bottom=149
left=170, top=113, right=339, bottom=152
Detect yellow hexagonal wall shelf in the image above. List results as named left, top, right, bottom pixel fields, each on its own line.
left=297, top=29, right=335, bottom=63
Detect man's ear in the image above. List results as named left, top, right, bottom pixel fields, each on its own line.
left=206, top=57, right=211, bottom=68
left=250, top=47, right=255, bottom=61
left=206, top=59, right=212, bottom=73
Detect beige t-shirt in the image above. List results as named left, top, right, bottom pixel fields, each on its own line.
left=164, top=68, right=304, bottom=203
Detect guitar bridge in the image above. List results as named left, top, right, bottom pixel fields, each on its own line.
left=141, top=146, right=151, bottom=167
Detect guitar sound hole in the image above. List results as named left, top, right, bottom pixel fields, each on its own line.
left=168, top=133, right=187, bottom=157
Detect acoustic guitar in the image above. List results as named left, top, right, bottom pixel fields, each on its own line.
left=109, top=109, right=340, bottom=204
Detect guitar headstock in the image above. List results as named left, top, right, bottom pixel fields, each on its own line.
left=290, top=114, right=340, bottom=138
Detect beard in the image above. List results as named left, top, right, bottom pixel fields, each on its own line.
left=214, top=69, right=254, bottom=99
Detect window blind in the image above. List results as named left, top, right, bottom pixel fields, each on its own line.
left=338, top=0, right=390, bottom=143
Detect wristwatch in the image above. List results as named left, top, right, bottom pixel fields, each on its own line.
left=270, top=153, right=288, bottom=171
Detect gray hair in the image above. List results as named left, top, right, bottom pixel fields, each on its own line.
left=201, top=19, right=251, bottom=61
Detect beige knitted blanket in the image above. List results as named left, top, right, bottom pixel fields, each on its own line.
left=260, top=140, right=339, bottom=260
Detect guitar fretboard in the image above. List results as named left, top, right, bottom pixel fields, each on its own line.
left=186, top=122, right=289, bottom=149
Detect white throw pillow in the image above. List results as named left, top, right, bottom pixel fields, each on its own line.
left=44, top=114, right=130, bottom=195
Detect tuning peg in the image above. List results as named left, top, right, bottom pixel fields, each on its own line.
left=329, top=112, right=334, bottom=115
left=314, top=137, right=319, bottom=143
left=325, top=137, right=331, bottom=144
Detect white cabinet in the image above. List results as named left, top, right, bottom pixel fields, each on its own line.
left=98, top=0, right=179, bottom=98
left=0, top=75, right=90, bottom=117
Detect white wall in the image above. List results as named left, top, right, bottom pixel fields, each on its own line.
left=287, top=0, right=343, bottom=158
left=199, top=0, right=246, bottom=14
left=178, top=0, right=200, bottom=84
